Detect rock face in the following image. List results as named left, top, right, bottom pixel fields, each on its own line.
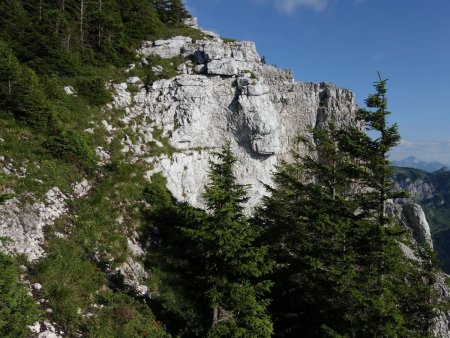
left=0, top=188, right=68, bottom=261
left=126, top=35, right=356, bottom=208
left=385, top=201, right=433, bottom=248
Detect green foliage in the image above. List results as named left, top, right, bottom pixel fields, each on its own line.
left=0, top=252, right=40, bottom=338
left=84, top=291, right=170, bottom=338
left=182, top=142, right=273, bottom=337
left=142, top=177, right=211, bottom=336
left=153, top=0, right=191, bottom=27
left=45, top=130, right=97, bottom=173
left=0, top=174, right=14, bottom=204
left=257, top=77, right=439, bottom=337
left=145, top=128, right=180, bottom=157
left=33, top=160, right=155, bottom=334
left=75, top=77, right=112, bottom=106
left=0, top=42, right=52, bottom=130
left=34, top=240, right=104, bottom=332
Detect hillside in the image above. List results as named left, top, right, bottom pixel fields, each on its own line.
left=1, top=1, right=449, bottom=337
left=394, top=166, right=450, bottom=272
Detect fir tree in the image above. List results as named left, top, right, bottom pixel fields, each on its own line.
left=257, top=76, right=439, bottom=337
left=183, top=142, right=273, bottom=337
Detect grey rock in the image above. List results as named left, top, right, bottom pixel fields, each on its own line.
left=63, top=86, right=75, bottom=96
left=152, top=65, right=164, bottom=74
left=0, top=187, right=68, bottom=261
left=71, top=179, right=91, bottom=198
left=385, top=201, right=433, bottom=248
left=183, top=17, right=198, bottom=28
left=138, top=36, right=192, bottom=59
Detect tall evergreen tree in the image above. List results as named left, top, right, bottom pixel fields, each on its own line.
left=257, top=76, right=439, bottom=337
left=183, top=142, right=273, bottom=337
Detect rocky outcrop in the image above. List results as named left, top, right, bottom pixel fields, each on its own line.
left=386, top=201, right=433, bottom=248
left=116, top=35, right=357, bottom=209
left=0, top=188, right=68, bottom=261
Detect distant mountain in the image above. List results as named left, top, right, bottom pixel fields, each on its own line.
left=392, top=156, right=448, bottom=172
left=393, top=166, right=450, bottom=272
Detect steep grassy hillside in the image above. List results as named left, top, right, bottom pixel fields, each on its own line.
left=0, top=1, right=200, bottom=336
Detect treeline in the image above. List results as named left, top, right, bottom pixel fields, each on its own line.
left=143, top=78, right=442, bottom=337
left=0, top=0, right=191, bottom=75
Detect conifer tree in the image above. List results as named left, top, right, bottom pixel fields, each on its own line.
left=257, top=76, right=439, bottom=337
left=183, top=142, right=273, bottom=337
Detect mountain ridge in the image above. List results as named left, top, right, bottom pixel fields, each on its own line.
left=392, top=156, right=448, bottom=172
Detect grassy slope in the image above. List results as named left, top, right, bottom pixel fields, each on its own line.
left=0, top=19, right=208, bottom=336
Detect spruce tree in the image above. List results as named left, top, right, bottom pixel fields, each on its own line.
left=257, top=76, right=439, bottom=337
left=183, top=142, right=273, bottom=337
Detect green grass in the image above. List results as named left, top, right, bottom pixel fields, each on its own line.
left=32, top=159, right=160, bottom=335
left=152, top=26, right=205, bottom=42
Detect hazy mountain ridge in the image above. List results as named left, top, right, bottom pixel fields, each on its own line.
left=392, top=156, right=448, bottom=172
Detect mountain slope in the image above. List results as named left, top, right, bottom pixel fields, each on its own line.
left=393, top=166, right=450, bottom=272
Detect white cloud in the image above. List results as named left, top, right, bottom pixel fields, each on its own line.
left=277, top=0, right=329, bottom=13
left=255, top=0, right=330, bottom=14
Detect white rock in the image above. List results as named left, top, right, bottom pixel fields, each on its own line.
left=95, top=147, right=111, bottom=164
left=101, top=120, right=115, bottom=133
left=112, top=83, right=131, bottom=109
left=152, top=65, right=164, bottom=74
left=71, top=179, right=91, bottom=198
left=127, top=76, right=141, bottom=84
left=0, top=187, right=67, bottom=261
left=184, top=17, right=198, bottom=28
left=32, top=283, right=43, bottom=290
left=202, top=30, right=220, bottom=39
left=63, top=86, right=75, bottom=95
left=29, top=322, right=41, bottom=333
left=138, top=36, right=192, bottom=59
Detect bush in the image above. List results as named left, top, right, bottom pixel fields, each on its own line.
left=84, top=291, right=170, bottom=338
left=45, top=130, right=97, bottom=173
left=75, top=77, right=112, bottom=107
left=0, top=252, right=40, bottom=338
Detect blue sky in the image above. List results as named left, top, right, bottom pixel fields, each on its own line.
left=185, top=0, right=450, bottom=164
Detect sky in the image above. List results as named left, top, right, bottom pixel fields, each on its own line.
left=185, top=0, right=450, bottom=165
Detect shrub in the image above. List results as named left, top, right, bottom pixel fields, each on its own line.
left=75, top=77, right=112, bottom=107
left=0, top=252, right=40, bottom=338
left=84, top=291, right=170, bottom=338
left=44, top=130, right=97, bottom=173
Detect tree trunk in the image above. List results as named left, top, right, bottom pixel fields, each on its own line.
left=212, top=306, right=218, bottom=327
left=80, top=0, right=84, bottom=44
left=98, top=0, right=102, bottom=47
left=39, top=0, right=43, bottom=21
